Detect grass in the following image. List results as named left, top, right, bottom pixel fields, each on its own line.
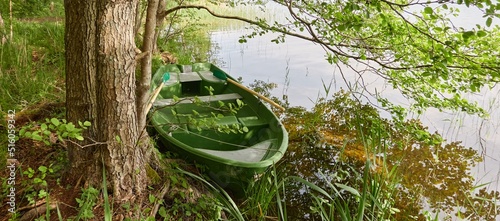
left=240, top=165, right=287, bottom=220
left=0, top=21, right=65, bottom=113
left=176, top=168, right=245, bottom=221
left=0, top=20, right=65, bottom=179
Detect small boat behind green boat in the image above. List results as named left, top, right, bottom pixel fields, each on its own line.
left=149, top=63, right=288, bottom=193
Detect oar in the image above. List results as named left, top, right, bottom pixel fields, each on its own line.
left=146, top=73, right=170, bottom=112
left=213, top=71, right=285, bottom=111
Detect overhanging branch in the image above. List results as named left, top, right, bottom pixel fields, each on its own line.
left=159, top=3, right=499, bottom=73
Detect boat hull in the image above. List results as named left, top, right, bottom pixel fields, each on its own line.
left=149, top=63, right=288, bottom=194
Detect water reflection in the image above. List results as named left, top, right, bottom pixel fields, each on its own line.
left=274, top=91, right=499, bottom=220
left=210, top=26, right=500, bottom=191
left=203, top=5, right=499, bottom=218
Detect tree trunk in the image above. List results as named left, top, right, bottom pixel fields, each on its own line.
left=65, top=0, right=151, bottom=207
left=64, top=0, right=102, bottom=185
left=134, top=0, right=142, bottom=37
left=95, top=0, right=149, bottom=202
left=136, top=0, right=159, bottom=132
left=152, top=0, right=167, bottom=52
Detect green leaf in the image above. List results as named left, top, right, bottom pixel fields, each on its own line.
left=486, top=17, right=492, bottom=27
left=159, top=206, right=168, bottom=218
left=41, top=123, right=47, bottom=131
left=50, top=118, right=60, bottom=126
left=32, top=133, right=43, bottom=141
left=83, top=121, right=91, bottom=127
left=462, top=31, right=475, bottom=40
left=181, top=180, right=188, bottom=189
left=148, top=194, right=155, bottom=204
left=115, top=135, right=121, bottom=143
left=424, top=7, right=433, bottom=14
left=170, top=175, right=178, bottom=185
left=38, top=189, right=48, bottom=198
left=236, top=99, right=244, bottom=107
left=477, top=30, right=487, bottom=37
left=66, top=123, right=76, bottom=131
left=337, top=24, right=346, bottom=31
left=38, top=166, right=47, bottom=173
left=76, top=135, right=84, bottom=141
left=433, top=27, right=443, bottom=32
left=335, top=183, right=361, bottom=197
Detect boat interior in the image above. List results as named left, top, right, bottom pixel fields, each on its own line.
left=151, top=64, right=283, bottom=161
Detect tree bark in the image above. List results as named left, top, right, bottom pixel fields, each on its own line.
left=95, top=0, right=149, bottom=202
left=66, top=0, right=151, bottom=208
left=134, top=0, right=142, bottom=37
left=64, top=0, right=102, bottom=186
left=152, top=0, right=166, bottom=52
left=136, top=0, right=159, bottom=133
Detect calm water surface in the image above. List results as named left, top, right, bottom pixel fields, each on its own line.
left=211, top=30, right=499, bottom=184
left=207, top=5, right=499, bottom=219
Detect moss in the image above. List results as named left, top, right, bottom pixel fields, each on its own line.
left=146, top=164, right=162, bottom=185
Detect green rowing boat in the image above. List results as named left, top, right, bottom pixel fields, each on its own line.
left=149, top=63, right=288, bottom=193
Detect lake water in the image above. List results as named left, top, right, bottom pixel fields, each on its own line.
left=207, top=3, right=499, bottom=219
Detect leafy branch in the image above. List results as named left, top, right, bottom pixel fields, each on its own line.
left=19, top=118, right=91, bottom=146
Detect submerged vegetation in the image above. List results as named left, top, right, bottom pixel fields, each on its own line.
left=0, top=0, right=499, bottom=220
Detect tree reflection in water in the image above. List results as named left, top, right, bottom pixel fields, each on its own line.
left=276, top=90, right=499, bottom=220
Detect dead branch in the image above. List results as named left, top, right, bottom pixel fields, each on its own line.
left=18, top=199, right=47, bottom=211
left=135, top=51, right=149, bottom=61
left=19, top=202, right=58, bottom=221
left=150, top=183, right=170, bottom=217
